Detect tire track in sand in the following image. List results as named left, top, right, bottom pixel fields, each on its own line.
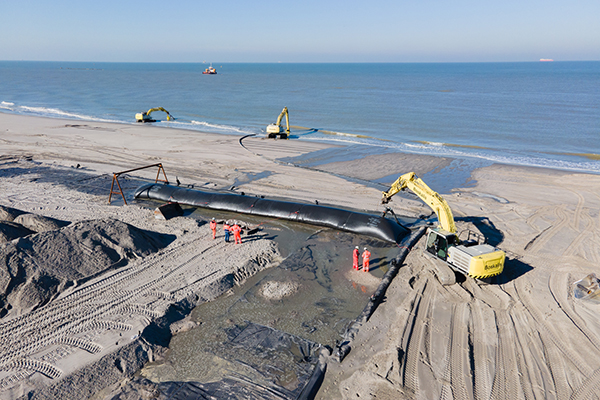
left=514, top=277, right=594, bottom=399
left=470, top=300, right=493, bottom=400
left=526, top=204, right=570, bottom=254
left=570, top=367, right=600, bottom=400
left=563, top=191, right=592, bottom=258
left=490, top=310, right=522, bottom=400
left=401, top=277, right=434, bottom=395
left=450, top=302, right=471, bottom=400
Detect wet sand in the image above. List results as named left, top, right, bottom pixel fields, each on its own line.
left=2, top=113, right=600, bottom=399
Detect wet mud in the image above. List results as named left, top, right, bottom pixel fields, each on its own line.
left=139, top=207, right=408, bottom=396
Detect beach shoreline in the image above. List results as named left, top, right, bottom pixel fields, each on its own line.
left=2, top=112, right=600, bottom=399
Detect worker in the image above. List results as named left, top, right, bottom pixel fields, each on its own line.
left=352, top=246, right=360, bottom=270
left=209, top=217, right=217, bottom=239
left=362, top=247, right=371, bottom=272
left=223, top=221, right=231, bottom=243
left=231, top=222, right=242, bottom=244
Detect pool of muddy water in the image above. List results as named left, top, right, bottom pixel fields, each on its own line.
left=139, top=206, right=413, bottom=388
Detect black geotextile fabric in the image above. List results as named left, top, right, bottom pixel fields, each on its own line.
left=135, top=184, right=410, bottom=243
left=156, top=323, right=322, bottom=400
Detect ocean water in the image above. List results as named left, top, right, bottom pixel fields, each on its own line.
left=1, top=61, right=599, bottom=173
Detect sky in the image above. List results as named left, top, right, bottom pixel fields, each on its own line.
left=2, top=0, right=599, bottom=63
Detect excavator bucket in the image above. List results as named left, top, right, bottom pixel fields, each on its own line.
left=573, top=273, right=600, bottom=303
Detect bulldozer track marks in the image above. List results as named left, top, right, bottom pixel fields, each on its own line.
left=490, top=310, right=522, bottom=400
left=0, top=234, right=274, bottom=390
left=449, top=302, right=471, bottom=400
left=400, top=278, right=432, bottom=395
left=570, top=367, right=600, bottom=400
left=470, top=300, right=493, bottom=400
left=526, top=205, right=570, bottom=254
left=397, top=253, right=600, bottom=399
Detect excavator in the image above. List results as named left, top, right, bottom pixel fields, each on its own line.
left=266, top=107, right=290, bottom=139
left=382, top=172, right=505, bottom=279
left=135, top=107, right=173, bottom=123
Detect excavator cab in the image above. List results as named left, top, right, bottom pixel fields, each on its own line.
left=425, top=229, right=458, bottom=261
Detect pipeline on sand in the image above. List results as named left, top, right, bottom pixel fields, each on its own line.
left=134, top=184, right=410, bottom=244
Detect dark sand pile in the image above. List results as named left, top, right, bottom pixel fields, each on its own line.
left=0, top=214, right=175, bottom=318
left=0, top=205, right=70, bottom=243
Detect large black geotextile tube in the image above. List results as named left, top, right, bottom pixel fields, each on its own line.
left=334, top=226, right=427, bottom=363
left=135, top=184, right=410, bottom=243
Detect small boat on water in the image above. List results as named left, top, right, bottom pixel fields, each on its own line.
left=202, top=64, right=217, bottom=74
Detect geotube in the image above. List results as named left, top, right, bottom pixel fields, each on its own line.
left=135, top=184, right=410, bottom=243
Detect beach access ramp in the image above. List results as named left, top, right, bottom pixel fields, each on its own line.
left=135, top=184, right=410, bottom=243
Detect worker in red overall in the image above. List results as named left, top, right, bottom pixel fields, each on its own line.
left=362, top=247, right=371, bottom=272
left=352, top=246, right=360, bottom=270
left=209, top=218, right=217, bottom=239
left=223, top=222, right=231, bottom=243
left=231, top=222, right=242, bottom=244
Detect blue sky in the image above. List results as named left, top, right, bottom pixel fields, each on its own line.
left=2, top=0, right=599, bottom=62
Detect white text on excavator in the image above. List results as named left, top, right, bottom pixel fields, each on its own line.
left=266, top=107, right=290, bottom=139
left=382, top=172, right=505, bottom=279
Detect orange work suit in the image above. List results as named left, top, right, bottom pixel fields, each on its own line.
left=231, top=224, right=242, bottom=244
left=352, top=248, right=360, bottom=270
left=362, top=249, right=371, bottom=272
left=209, top=220, right=217, bottom=239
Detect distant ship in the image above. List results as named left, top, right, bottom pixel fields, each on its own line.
left=539, top=59, right=554, bottom=62
left=202, top=64, right=217, bottom=74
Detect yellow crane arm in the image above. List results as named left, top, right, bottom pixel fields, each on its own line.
left=145, top=107, right=172, bottom=121
left=275, top=107, right=290, bottom=133
left=381, top=172, right=457, bottom=234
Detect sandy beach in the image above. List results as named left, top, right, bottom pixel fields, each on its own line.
left=2, top=112, right=600, bottom=400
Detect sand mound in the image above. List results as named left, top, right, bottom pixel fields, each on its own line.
left=13, top=213, right=70, bottom=233
left=0, top=218, right=176, bottom=318
left=0, top=205, right=26, bottom=222
left=260, top=280, right=300, bottom=300
left=0, top=221, right=35, bottom=243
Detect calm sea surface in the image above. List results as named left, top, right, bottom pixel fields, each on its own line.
left=1, top=61, right=599, bottom=173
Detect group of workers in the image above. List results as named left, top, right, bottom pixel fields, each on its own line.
left=210, top=217, right=373, bottom=271
left=209, top=217, right=243, bottom=244
left=353, top=245, right=371, bottom=272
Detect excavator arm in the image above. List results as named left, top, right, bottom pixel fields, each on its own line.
left=381, top=172, right=457, bottom=234
left=274, top=107, right=290, bottom=133
left=135, top=107, right=173, bottom=122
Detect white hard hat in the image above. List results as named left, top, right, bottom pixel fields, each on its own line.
left=364, top=247, right=367, bottom=250
left=355, top=246, right=359, bottom=249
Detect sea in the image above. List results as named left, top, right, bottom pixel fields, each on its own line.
left=1, top=61, right=599, bottom=174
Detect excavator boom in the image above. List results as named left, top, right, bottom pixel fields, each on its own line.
left=135, top=107, right=173, bottom=122
left=382, top=172, right=457, bottom=234
left=266, top=107, right=290, bottom=138
left=382, top=171, right=504, bottom=279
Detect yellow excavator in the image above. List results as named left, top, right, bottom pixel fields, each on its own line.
left=382, top=172, right=505, bottom=279
left=135, top=107, right=173, bottom=123
left=266, top=107, right=290, bottom=139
